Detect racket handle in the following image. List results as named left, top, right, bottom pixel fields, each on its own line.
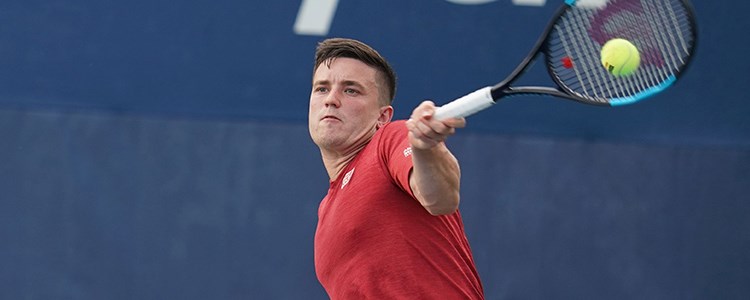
left=434, top=86, right=495, bottom=120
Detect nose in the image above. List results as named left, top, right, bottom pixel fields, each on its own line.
left=323, top=91, right=341, bottom=108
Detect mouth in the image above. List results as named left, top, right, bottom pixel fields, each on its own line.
left=321, top=115, right=341, bottom=122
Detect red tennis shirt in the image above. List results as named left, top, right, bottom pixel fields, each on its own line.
left=314, top=120, right=484, bottom=299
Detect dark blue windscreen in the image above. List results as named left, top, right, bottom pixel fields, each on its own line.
left=0, top=0, right=747, bottom=146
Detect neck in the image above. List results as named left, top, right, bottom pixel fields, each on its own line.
left=319, top=142, right=367, bottom=181
left=315, top=122, right=382, bottom=181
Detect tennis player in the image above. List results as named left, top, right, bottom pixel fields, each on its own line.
left=308, top=37, right=484, bottom=299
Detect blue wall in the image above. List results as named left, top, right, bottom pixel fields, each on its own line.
left=1, top=0, right=749, bottom=299
left=1, top=0, right=748, bottom=145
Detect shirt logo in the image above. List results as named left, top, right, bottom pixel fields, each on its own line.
left=341, top=168, right=355, bottom=189
left=403, top=147, right=412, bottom=157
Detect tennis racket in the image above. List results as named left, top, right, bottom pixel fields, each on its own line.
left=434, top=0, right=697, bottom=120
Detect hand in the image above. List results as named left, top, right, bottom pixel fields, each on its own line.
left=405, top=101, right=466, bottom=150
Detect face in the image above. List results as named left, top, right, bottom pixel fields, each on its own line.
left=308, top=57, right=392, bottom=153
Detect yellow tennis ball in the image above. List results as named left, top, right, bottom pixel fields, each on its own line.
left=600, top=38, right=640, bottom=77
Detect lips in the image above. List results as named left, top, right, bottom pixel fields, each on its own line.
left=321, top=115, right=341, bottom=122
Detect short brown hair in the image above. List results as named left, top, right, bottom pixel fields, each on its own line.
left=313, top=38, right=397, bottom=105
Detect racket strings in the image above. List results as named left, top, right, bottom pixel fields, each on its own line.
left=619, top=8, right=663, bottom=92
left=641, top=2, right=676, bottom=77
left=644, top=0, right=692, bottom=68
left=546, top=0, right=695, bottom=105
left=557, top=11, right=607, bottom=99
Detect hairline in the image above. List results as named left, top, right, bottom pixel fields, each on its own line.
left=314, top=57, right=392, bottom=106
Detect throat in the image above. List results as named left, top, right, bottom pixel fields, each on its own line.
left=321, top=146, right=365, bottom=181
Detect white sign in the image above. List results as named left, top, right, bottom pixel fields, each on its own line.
left=294, top=0, right=553, bottom=36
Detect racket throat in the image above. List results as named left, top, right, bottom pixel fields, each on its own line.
left=499, top=86, right=577, bottom=100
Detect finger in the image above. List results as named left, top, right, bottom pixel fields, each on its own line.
left=424, top=116, right=460, bottom=137
left=413, top=117, right=442, bottom=141
left=419, top=119, right=459, bottom=145
left=442, top=117, right=466, bottom=129
left=411, top=101, right=436, bottom=120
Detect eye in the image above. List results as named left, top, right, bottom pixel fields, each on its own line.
left=314, top=86, right=329, bottom=93
left=344, top=88, right=359, bottom=95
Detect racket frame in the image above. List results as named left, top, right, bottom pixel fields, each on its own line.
left=434, top=0, right=698, bottom=120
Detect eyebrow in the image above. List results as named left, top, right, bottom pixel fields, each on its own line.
left=312, top=79, right=368, bottom=91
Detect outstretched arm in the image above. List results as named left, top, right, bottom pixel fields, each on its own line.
left=405, top=101, right=466, bottom=216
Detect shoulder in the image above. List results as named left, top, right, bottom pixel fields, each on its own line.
left=376, top=120, right=408, bottom=138
left=371, top=120, right=409, bottom=150
left=368, top=120, right=412, bottom=162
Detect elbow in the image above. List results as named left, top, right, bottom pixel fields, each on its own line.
left=423, top=193, right=460, bottom=216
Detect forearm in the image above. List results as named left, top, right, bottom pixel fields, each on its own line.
left=405, top=100, right=466, bottom=215
left=409, top=142, right=461, bottom=216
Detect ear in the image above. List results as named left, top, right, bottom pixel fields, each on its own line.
left=376, top=106, right=394, bottom=129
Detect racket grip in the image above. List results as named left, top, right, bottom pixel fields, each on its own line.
left=434, top=86, right=495, bottom=120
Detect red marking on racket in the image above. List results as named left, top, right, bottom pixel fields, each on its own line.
left=562, top=56, right=573, bottom=68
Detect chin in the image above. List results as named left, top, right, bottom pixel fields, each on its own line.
left=311, top=132, right=343, bottom=149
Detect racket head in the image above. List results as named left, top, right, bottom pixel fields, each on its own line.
left=545, top=0, right=698, bottom=106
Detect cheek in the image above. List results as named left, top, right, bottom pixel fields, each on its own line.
left=308, top=98, right=322, bottom=115
left=308, top=100, right=320, bottom=128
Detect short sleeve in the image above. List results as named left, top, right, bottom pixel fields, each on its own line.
left=376, top=121, right=415, bottom=198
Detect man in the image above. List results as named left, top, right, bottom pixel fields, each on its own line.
left=308, top=38, right=484, bottom=299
